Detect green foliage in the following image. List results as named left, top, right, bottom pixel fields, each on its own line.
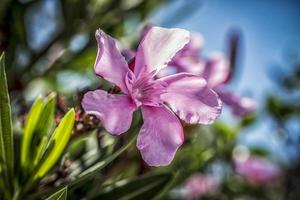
left=33, top=108, right=75, bottom=180
left=14, top=97, right=75, bottom=199
left=69, top=130, right=138, bottom=189
left=19, top=91, right=75, bottom=181
left=0, top=65, right=76, bottom=199
left=266, top=96, right=300, bottom=119
left=35, top=93, right=56, bottom=139
left=1, top=0, right=164, bottom=96
left=91, top=173, right=174, bottom=200
left=46, top=186, right=68, bottom=200
left=0, top=53, right=14, bottom=198
left=26, top=135, right=138, bottom=200
left=240, top=113, right=257, bottom=127
left=21, top=95, right=44, bottom=170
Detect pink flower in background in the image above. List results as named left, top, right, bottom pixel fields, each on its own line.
left=183, top=174, right=219, bottom=199
left=235, top=156, right=280, bottom=185
left=167, top=32, right=205, bottom=75
left=166, top=31, right=256, bottom=117
left=82, top=26, right=222, bottom=166
left=218, top=90, right=256, bottom=117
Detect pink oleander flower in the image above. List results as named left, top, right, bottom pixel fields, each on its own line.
left=235, top=156, right=280, bottom=185
left=166, top=32, right=256, bottom=117
left=217, top=89, right=256, bottom=117
left=182, top=174, right=219, bottom=199
left=82, top=26, right=222, bottom=166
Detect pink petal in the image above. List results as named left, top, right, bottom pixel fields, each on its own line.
left=166, top=33, right=204, bottom=77
left=140, top=24, right=153, bottom=40
left=121, top=49, right=136, bottom=62
left=218, top=90, right=256, bottom=117
left=168, top=56, right=205, bottom=75
left=134, top=26, right=190, bottom=77
left=235, top=156, right=280, bottom=185
left=160, top=73, right=222, bottom=124
left=94, top=29, right=131, bottom=93
left=136, top=105, right=184, bottom=166
left=179, top=32, right=204, bottom=57
left=201, top=53, right=230, bottom=88
left=184, top=175, right=219, bottom=199
left=82, top=90, right=137, bottom=135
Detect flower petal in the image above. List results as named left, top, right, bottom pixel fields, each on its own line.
left=166, top=33, right=204, bottom=76
left=168, top=56, right=205, bottom=75
left=201, top=53, right=230, bottom=88
left=235, top=156, right=279, bottom=185
left=160, top=73, right=222, bottom=124
left=134, top=26, right=190, bottom=77
left=94, top=29, right=131, bottom=93
left=178, top=32, right=204, bottom=57
left=136, top=105, right=184, bottom=166
left=183, top=174, right=219, bottom=199
left=82, top=90, right=137, bottom=135
left=217, top=90, right=256, bottom=117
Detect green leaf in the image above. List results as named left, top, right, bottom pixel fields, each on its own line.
left=0, top=53, right=14, bottom=190
left=35, top=92, right=56, bottom=138
left=91, top=173, right=173, bottom=200
left=70, top=133, right=138, bottom=188
left=46, top=186, right=68, bottom=200
left=240, top=113, right=256, bottom=127
left=28, top=122, right=140, bottom=199
left=21, top=93, right=56, bottom=172
left=152, top=171, right=180, bottom=200
left=33, top=136, right=48, bottom=166
left=0, top=0, right=10, bottom=21
left=213, top=122, right=237, bottom=140
left=21, top=95, right=44, bottom=170
left=33, top=108, right=75, bottom=180
left=32, top=93, right=56, bottom=166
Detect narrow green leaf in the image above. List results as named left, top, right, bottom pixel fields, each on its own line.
left=32, top=93, right=56, bottom=166
left=0, top=53, right=14, bottom=191
left=35, top=92, right=56, bottom=138
left=46, top=186, right=68, bottom=200
left=70, top=133, right=138, bottom=188
left=21, top=95, right=44, bottom=169
left=34, top=109, right=75, bottom=180
left=91, top=173, right=173, bottom=200
left=28, top=122, right=141, bottom=200
left=21, top=93, right=56, bottom=173
left=33, top=136, right=48, bottom=166
left=153, top=171, right=180, bottom=200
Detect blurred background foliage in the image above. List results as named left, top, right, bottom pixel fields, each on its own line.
left=1, top=0, right=164, bottom=101
left=0, top=0, right=300, bottom=199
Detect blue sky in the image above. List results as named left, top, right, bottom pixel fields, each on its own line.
left=151, top=0, right=300, bottom=160
left=153, top=0, right=300, bottom=100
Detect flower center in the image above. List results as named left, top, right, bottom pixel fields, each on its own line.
left=125, top=72, right=167, bottom=107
